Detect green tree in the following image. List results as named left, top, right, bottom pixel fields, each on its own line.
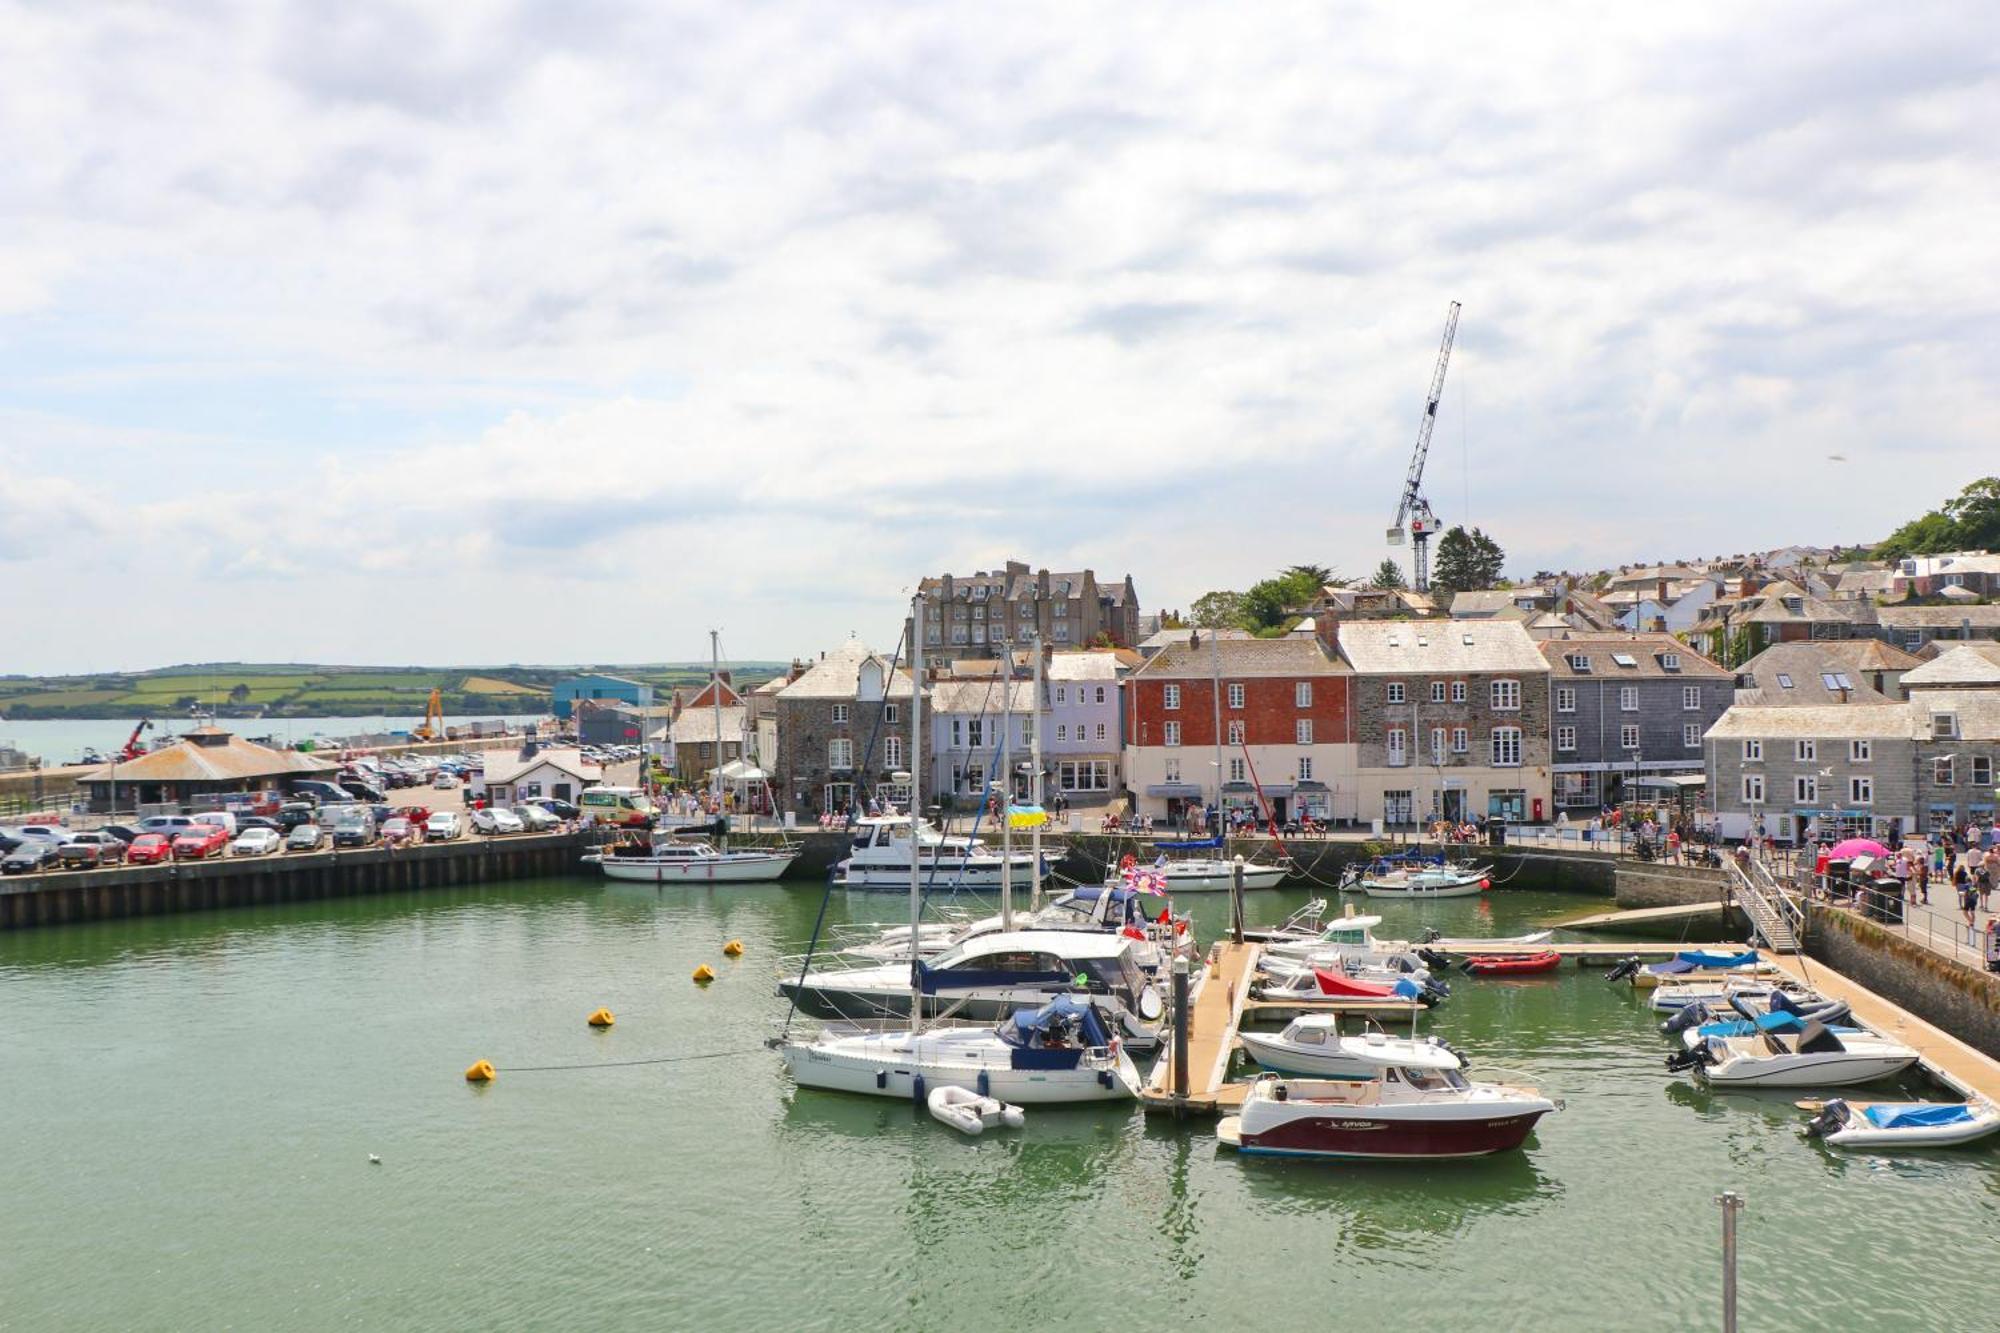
left=1370, top=558, right=1408, bottom=590
left=1282, top=563, right=1334, bottom=590
left=1877, top=477, right=2000, bottom=559
left=227, top=683, right=251, bottom=704
left=1189, top=590, right=1250, bottom=630
left=1431, top=525, right=1506, bottom=594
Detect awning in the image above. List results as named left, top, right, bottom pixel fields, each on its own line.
left=1631, top=774, right=1707, bottom=790
left=1294, top=780, right=1330, bottom=792
left=1221, top=781, right=1256, bottom=793
left=1146, top=783, right=1203, bottom=797
left=711, top=760, right=769, bottom=782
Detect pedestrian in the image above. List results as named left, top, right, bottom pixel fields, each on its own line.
left=1666, top=826, right=1681, bottom=865
left=1959, top=864, right=1980, bottom=939
left=1916, top=848, right=1931, bottom=904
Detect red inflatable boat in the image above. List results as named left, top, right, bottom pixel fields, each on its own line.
left=1462, top=951, right=1563, bottom=976
left=1312, top=969, right=1402, bottom=998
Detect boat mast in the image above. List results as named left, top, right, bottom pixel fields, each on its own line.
left=909, top=592, right=925, bottom=1004
left=1000, top=643, right=1014, bottom=931
left=1030, top=632, right=1044, bottom=912
left=710, top=628, right=724, bottom=810
left=1210, top=629, right=1224, bottom=835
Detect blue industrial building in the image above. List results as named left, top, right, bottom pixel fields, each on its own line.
left=551, top=674, right=654, bottom=720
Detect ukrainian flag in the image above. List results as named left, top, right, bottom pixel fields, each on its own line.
left=1007, top=804, right=1049, bottom=829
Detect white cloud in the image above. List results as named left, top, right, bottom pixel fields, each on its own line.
left=0, top=0, right=1996, bottom=671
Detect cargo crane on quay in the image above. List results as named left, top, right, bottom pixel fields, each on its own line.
left=1386, top=300, right=1461, bottom=592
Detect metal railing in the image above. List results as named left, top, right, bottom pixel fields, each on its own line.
left=1809, top=876, right=1999, bottom=972
left=1724, top=856, right=1800, bottom=953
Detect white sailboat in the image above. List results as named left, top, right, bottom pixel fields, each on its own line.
left=778, top=606, right=1141, bottom=1106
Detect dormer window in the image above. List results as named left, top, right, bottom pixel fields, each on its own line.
left=1784, top=597, right=1804, bottom=613
left=1661, top=653, right=1681, bottom=672
left=1568, top=655, right=1593, bottom=674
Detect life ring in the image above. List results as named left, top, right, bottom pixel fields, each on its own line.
left=1137, top=985, right=1164, bottom=1022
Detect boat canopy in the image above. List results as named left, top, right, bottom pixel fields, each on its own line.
left=1680, top=950, right=1760, bottom=969
left=1000, top=995, right=1113, bottom=1049
left=1152, top=838, right=1222, bottom=850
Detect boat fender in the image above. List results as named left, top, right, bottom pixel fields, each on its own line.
left=1480, top=879, right=1491, bottom=891
left=1137, top=985, right=1164, bottom=1022
left=912, top=1073, right=926, bottom=1107
left=1097, top=1069, right=1113, bottom=1090
left=464, top=1060, right=496, bottom=1083
left=722, top=939, right=744, bottom=957
left=977, top=1071, right=990, bottom=1097
left=876, top=1070, right=889, bottom=1090
left=1273, top=1082, right=1289, bottom=1102
left=692, top=964, right=715, bottom=984
left=587, top=1008, right=615, bottom=1028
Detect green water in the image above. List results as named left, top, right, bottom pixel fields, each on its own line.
left=3, top=879, right=1996, bottom=1331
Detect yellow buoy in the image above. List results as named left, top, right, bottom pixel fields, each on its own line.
left=692, top=964, right=716, bottom=984
left=587, top=1008, right=615, bottom=1028
left=722, top=939, right=744, bottom=958
left=464, top=1060, right=496, bottom=1083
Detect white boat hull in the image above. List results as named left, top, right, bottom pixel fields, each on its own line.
left=834, top=856, right=1051, bottom=891
left=1702, top=1051, right=1919, bottom=1088
left=600, top=852, right=800, bottom=883
left=1359, top=875, right=1486, bottom=899
left=1135, top=862, right=1290, bottom=893
left=780, top=1031, right=1139, bottom=1104
left=1810, top=1100, right=2000, bottom=1148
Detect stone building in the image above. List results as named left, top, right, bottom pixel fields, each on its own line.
left=1337, top=619, right=1553, bottom=826
left=909, top=561, right=1141, bottom=664
left=1537, top=632, right=1732, bottom=813
left=1705, top=704, right=1917, bottom=844
left=927, top=677, right=1036, bottom=806
left=771, top=639, right=924, bottom=819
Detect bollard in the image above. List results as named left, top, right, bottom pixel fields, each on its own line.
left=1171, top=956, right=1190, bottom=1111
left=1716, top=1190, right=1744, bottom=1333
left=1231, top=856, right=1246, bottom=945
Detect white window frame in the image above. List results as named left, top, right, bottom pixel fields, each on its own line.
left=828, top=738, right=854, bottom=771
left=1226, top=720, right=1245, bottom=746
left=1742, top=774, right=1765, bottom=803
left=1490, top=726, right=1523, bottom=767
left=1491, top=680, right=1521, bottom=711
left=1297, top=756, right=1313, bottom=781
left=1450, top=726, right=1468, bottom=754
left=1935, top=755, right=1955, bottom=786
left=1619, top=686, right=1639, bottom=713
left=1795, top=775, right=1818, bottom=803
left=1386, top=681, right=1406, bottom=705
left=1683, top=723, right=1701, bottom=749
left=1556, top=725, right=1576, bottom=753
left=1429, top=681, right=1446, bottom=704
left=1620, top=724, right=1640, bottom=750
left=1295, top=719, right=1313, bottom=745
left=1681, top=686, right=1700, bottom=711
left=883, top=735, right=903, bottom=768
left=1226, top=682, right=1245, bottom=710
left=1095, top=723, right=1107, bottom=742
left=1163, top=684, right=1181, bottom=711
left=1555, top=686, right=1576, bottom=714
left=1295, top=681, right=1312, bottom=708
left=1163, top=721, right=1181, bottom=747
left=1055, top=723, right=1068, bottom=742
left=1386, top=727, right=1408, bottom=767
left=1795, top=739, right=1816, bottom=762
left=1450, top=681, right=1467, bottom=704
left=1743, top=739, right=1762, bottom=761
left=830, top=704, right=849, bottom=724
left=1850, top=740, right=1871, bottom=763
left=1850, top=775, right=1873, bottom=805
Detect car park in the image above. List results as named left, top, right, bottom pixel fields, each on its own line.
left=379, top=817, right=418, bottom=847
left=277, top=802, right=316, bottom=831
left=57, top=832, right=129, bottom=868
left=339, top=779, right=387, bottom=803
left=231, top=828, right=283, bottom=857
left=285, top=823, right=326, bottom=852
left=173, top=825, right=231, bottom=859
left=511, top=804, right=559, bottom=832
left=2, top=841, right=61, bottom=874
left=126, top=834, right=174, bottom=865
left=433, top=772, right=458, bottom=789
left=424, top=811, right=463, bottom=841
left=470, top=807, right=524, bottom=835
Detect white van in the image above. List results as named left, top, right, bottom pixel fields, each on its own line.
left=136, top=815, right=202, bottom=839
left=191, top=811, right=239, bottom=836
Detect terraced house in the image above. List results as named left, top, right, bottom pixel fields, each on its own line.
left=1337, top=619, right=1552, bottom=826
left=1536, top=633, right=1732, bottom=813
left=770, top=639, right=923, bottom=821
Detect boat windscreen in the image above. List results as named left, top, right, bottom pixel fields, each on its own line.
left=1795, top=1021, right=1847, bottom=1055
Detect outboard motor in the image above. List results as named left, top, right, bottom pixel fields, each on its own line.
left=1604, top=957, right=1643, bottom=984
left=1804, top=1099, right=1851, bottom=1139
left=1661, top=1001, right=1713, bottom=1036
left=1415, top=947, right=1453, bottom=972
left=1664, top=1045, right=1714, bottom=1073
left=1420, top=976, right=1451, bottom=1002
left=1420, top=927, right=1443, bottom=944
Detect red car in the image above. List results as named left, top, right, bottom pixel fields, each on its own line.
left=127, top=833, right=174, bottom=865
left=395, top=805, right=432, bottom=826
left=172, top=825, right=231, bottom=860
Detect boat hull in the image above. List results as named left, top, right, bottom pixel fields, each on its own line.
left=1359, top=877, right=1485, bottom=899
left=600, top=852, right=800, bottom=883
left=1141, top=863, right=1291, bottom=893
left=780, top=1036, right=1137, bottom=1104
left=1702, top=1052, right=1919, bottom=1088
left=833, top=858, right=1051, bottom=891
left=1220, top=1104, right=1551, bottom=1159
left=1236, top=1032, right=1381, bottom=1079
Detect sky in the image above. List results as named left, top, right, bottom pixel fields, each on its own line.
left=3, top=1, right=1997, bottom=674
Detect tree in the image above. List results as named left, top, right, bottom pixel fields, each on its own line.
left=1282, top=563, right=1335, bottom=589
left=227, top=683, right=251, bottom=704
left=1877, top=477, right=2000, bottom=559
left=1189, top=590, right=1249, bottom=630
left=1431, top=525, right=1506, bottom=594
left=1370, top=558, right=1408, bottom=590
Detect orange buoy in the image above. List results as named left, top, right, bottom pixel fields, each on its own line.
left=464, top=1060, right=496, bottom=1083
left=722, top=939, right=744, bottom=958
left=587, top=1008, right=615, bottom=1028
left=692, top=964, right=715, bottom=984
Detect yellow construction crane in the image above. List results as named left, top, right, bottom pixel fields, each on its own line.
left=412, top=688, right=445, bottom=741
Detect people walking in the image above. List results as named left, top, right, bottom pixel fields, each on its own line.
left=1958, top=865, right=1980, bottom=940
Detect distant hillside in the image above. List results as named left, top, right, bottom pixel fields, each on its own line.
left=0, top=662, right=787, bottom=720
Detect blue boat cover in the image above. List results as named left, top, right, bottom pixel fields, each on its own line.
left=1699, top=1014, right=1861, bottom=1038
left=1862, top=1103, right=1976, bottom=1130
left=1679, top=950, right=1760, bottom=969
left=1392, top=978, right=1424, bottom=1000
left=1152, top=838, right=1222, bottom=850
left=1644, top=958, right=1699, bottom=976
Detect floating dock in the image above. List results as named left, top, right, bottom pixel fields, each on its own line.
left=1139, top=939, right=1259, bottom=1116
left=1561, top=901, right=1730, bottom=931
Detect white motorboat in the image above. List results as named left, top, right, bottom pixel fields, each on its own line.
left=1218, top=1047, right=1558, bottom=1160
left=593, top=836, right=801, bottom=884
left=1260, top=914, right=1428, bottom=974
left=835, top=885, right=1197, bottom=976
left=1349, top=863, right=1490, bottom=899
left=1803, top=1097, right=2000, bottom=1149
left=1112, top=841, right=1290, bottom=893
left=1647, top=978, right=1803, bottom=1013
left=780, top=994, right=1141, bottom=1104
left=1238, top=1019, right=1465, bottom=1078
left=1420, top=928, right=1554, bottom=953
left=928, top=1084, right=1025, bottom=1135
left=778, top=929, right=1169, bottom=1049
left=832, top=815, right=1052, bottom=891
left=1668, top=1021, right=1920, bottom=1089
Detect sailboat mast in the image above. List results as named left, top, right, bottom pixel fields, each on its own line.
left=1030, top=633, right=1044, bottom=912
left=1000, top=644, right=1014, bottom=931
left=1210, top=629, right=1224, bottom=834
left=710, top=629, right=723, bottom=807
left=909, top=593, right=925, bottom=999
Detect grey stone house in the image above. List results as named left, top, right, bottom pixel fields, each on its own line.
left=1538, top=633, right=1733, bottom=812
left=771, top=639, right=925, bottom=820
left=1705, top=703, right=1917, bottom=844
left=1903, top=646, right=2000, bottom=836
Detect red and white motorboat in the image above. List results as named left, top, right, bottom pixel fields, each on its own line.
left=1217, top=1036, right=1559, bottom=1160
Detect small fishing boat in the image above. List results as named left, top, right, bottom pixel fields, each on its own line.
left=1802, top=1098, right=2000, bottom=1149
left=1606, top=951, right=1774, bottom=991
left=1647, top=978, right=1801, bottom=1013
left=1238, top=1020, right=1466, bottom=1079
left=1663, top=989, right=1851, bottom=1041
left=1421, top=928, right=1555, bottom=952
left=1339, top=852, right=1489, bottom=899
left=1217, top=1050, right=1558, bottom=1160
left=1462, top=951, right=1562, bottom=977
left=1110, top=841, right=1291, bottom=893
left=1667, top=1021, right=1920, bottom=1089
left=1252, top=961, right=1444, bottom=1005
left=927, top=1084, right=1025, bottom=1136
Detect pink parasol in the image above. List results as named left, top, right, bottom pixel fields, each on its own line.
left=1827, top=837, right=1890, bottom=861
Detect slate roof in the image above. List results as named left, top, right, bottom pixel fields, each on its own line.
left=1707, top=703, right=1916, bottom=741
left=1336, top=620, right=1548, bottom=675
left=776, top=639, right=918, bottom=700
left=1537, top=633, right=1731, bottom=679
left=1900, top=644, right=2000, bottom=689
left=1734, top=644, right=1892, bottom=706
left=1135, top=635, right=1347, bottom=679
left=480, top=747, right=602, bottom=785
left=1046, top=651, right=1122, bottom=682
left=667, top=705, right=749, bottom=744
left=928, top=680, right=1039, bottom=715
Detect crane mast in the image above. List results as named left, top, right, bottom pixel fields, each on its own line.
left=1387, top=300, right=1461, bottom=591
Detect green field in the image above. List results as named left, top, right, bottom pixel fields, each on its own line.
left=0, top=662, right=786, bottom=719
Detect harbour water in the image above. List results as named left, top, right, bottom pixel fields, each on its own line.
left=4, top=878, right=1994, bottom=1330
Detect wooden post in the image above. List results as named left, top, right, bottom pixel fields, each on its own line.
left=1231, top=857, right=1246, bottom=945
left=1171, top=956, right=1190, bottom=1111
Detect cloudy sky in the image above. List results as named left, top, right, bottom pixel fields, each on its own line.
left=4, top=1, right=1996, bottom=673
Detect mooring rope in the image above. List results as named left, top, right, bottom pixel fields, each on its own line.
left=497, top=1047, right=764, bottom=1074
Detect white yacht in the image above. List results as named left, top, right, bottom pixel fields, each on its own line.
left=1668, top=1021, right=1920, bottom=1089
left=835, top=885, right=1197, bottom=976
left=1239, top=1021, right=1467, bottom=1080
left=591, top=836, right=801, bottom=884
left=1111, top=841, right=1290, bottom=893
left=832, top=815, right=1052, bottom=891
left=780, top=994, right=1141, bottom=1104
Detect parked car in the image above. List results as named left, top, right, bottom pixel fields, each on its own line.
left=471, top=807, right=524, bottom=836
left=291, top=780, right=349, bottom=805
left=285, top=823, right=326, bottom=852
left=101, top=824, right=144, bottom=844
left=0, top=832, right=22, bottom=855
left=172, top=825, right=231, bottom=859
left=190, top=811, right=239, bottom=837
left=394, top=805, right=433, bottom=826
left=137, top=815, right=203, bottom=840
left=57, top=832, right=128, bottom=868
left=432, top=772, right=458, bottom=789
left=379, top=817, right=417, bottom=847
left=511, top=804, right=559, bottom=832
left=277, top=802, right=317, bottom=831
left=424, top=811, right=463, bottom=841
left=330, top=814, right=378, bottom=848
left=126, top=834, right=174, bottom=865
left=527, top=797, right=579, bottom=820
left=231, top=828, right=283, bottom=857
left=235, top=815, right=283, bottom=834
left=2, top=841, right=61, bottom=874
left=338, top=779, right=387, bottom=803
left=11, top=823, right=70, bottom=843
